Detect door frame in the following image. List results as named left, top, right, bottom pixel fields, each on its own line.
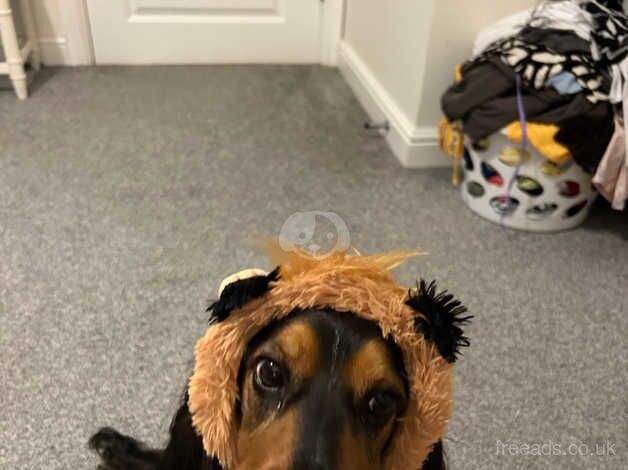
left=69, top=0, right=345, bottom=66
left=320, top=0, right=345, bottom=65
left=59, top=0, right=95, bottom=65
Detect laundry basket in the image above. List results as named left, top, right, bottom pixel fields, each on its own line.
left=461, top=131, right=597, bottom=232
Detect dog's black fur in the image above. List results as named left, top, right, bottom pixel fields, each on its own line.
left=90, top=273, right=467, bottom=470
left=90, top=310, right=448, bottom=470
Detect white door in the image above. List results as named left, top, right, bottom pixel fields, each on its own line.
left=86, top=0, right=323, bottom=64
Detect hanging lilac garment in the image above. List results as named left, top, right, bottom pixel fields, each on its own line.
left=593, top=118, right=628, bottom=210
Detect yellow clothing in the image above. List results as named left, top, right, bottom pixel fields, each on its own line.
left=438, top=117, right=465, bottom=185
left=454, top=64, right=463, bottom=82
left=506, top=122, right=571, bottom=163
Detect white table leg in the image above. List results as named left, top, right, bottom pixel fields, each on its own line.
left=19, top=0, right=40, bottom=70
left=0, top=0, right=27, bottom=99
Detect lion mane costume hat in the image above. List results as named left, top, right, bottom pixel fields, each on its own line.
left=189, top=247, right=471, bottom=470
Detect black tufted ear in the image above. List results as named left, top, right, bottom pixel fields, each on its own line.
left=207, top=267, right=280, bottom=325
left=421, top=440, right=446, bottom=470
left=406, top=279, right=472, bottom=363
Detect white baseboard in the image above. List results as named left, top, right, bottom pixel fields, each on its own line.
left=38, top=37, right=69, bottom=66
left=337, top=41, right=449, bottom=168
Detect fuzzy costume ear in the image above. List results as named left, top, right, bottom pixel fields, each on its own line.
left=207, top=267, right=279, bottom=325
left=217, top=268, right=269, bottom=297
left=407, top=279, right=472, bottom=363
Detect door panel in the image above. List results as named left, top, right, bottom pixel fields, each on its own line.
left=87, top=0, right=322, bottom=64
left=130, top=0, right=278, bottom=18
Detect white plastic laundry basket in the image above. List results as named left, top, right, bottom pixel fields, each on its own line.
left=461, top=131, right=597, bottom=232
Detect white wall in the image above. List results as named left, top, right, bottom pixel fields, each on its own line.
left=339, top=0, right=536, bottom=167
left=11, top=0, right=92, bottom=65
left=417, top=0, right=535, bottom=126
left=343, top=0, right=434, bottom=124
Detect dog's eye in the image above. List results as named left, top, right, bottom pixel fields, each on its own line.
left=253, top=358, right=284, bottom=392
left=365, top=391, right=397, bottom=426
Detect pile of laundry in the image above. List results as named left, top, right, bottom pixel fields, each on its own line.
left=441, top=0, right=628, bottom=210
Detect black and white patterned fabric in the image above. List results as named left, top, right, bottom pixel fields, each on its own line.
left=583, top=0, right=628, bottom=66
left=478, top=37, right=609, bottom=103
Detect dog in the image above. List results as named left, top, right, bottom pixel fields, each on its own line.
left=90, top=250, right=469, bottom=470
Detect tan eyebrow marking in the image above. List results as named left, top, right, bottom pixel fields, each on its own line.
left=343, top=339, right=405, bottom=398
left=272, top=321, right=320, bottom=380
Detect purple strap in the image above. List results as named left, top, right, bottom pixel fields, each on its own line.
left=515, top=74, right=528, bottom=151
left=501, top=74, right=527, bottom=224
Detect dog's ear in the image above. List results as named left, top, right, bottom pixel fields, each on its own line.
left=207, top=267, right=279, bottom=324
left=406, top=279, right=472, bottom=363
left=421, top=440, right=446, bottom=470
left=160, top=392, right=221, bottom=469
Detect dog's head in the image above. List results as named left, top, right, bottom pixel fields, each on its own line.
left=190, top=249, right=470, bottom=470
left=236, top=308, right=408, bottom=470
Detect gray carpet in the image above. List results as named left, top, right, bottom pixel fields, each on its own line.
left=0, top=66, right=626, bottom=470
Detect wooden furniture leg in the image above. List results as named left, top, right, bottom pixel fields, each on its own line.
left=19, top=0, right=40, bottom=70
left=0, top=0, right=27, bottom=99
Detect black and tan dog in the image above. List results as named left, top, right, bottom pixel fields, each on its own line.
left=90, top=250, right=470, bottom=470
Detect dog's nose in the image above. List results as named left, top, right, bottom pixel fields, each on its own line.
left=291, top=412, right=339, bottom=470
left=291, top=435, right=337, bottom=470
